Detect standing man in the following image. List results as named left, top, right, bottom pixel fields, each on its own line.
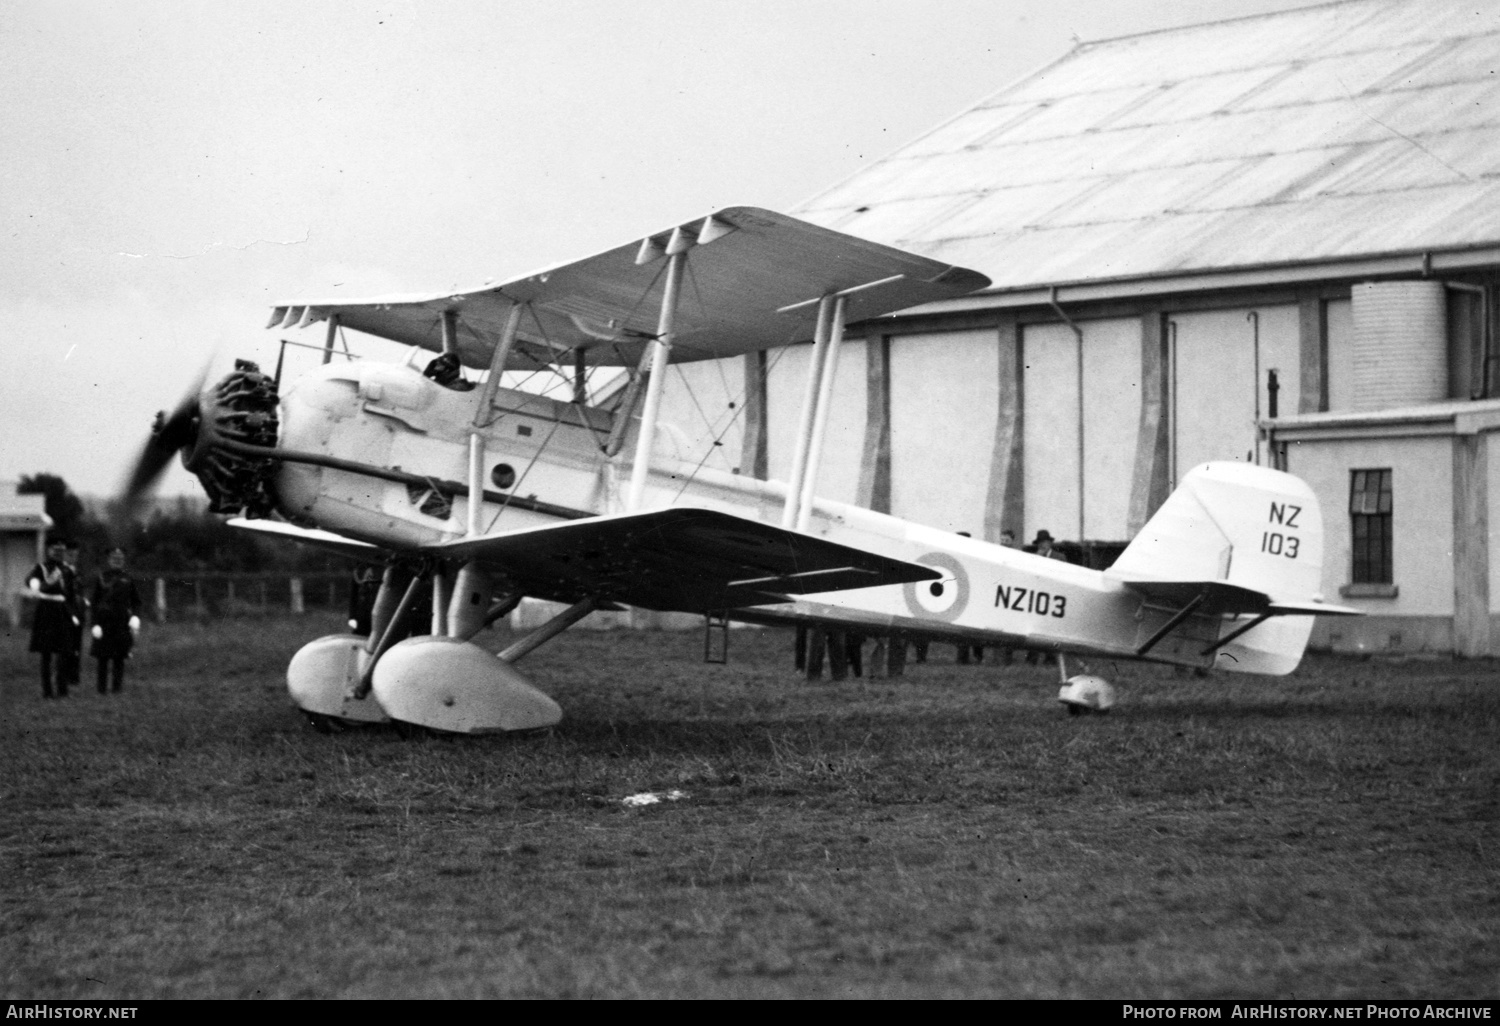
left=989, top=529, right=1020, bottom=666
left=1030, top=530, right=1066, bottom=562
left=27, top=538, right=79, bottom=698
left=58, top=540, right=85, bottom=691
left=1025, top=530, right=1067, bottom=666
left=954, top=532, right=983, bottom=665
left=90, top=547, right=142, bottom=694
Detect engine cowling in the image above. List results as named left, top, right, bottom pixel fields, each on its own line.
left=183, top=360, right=281, bottom=516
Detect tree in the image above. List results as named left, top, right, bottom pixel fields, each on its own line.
left=18, top=473, right=86, bottom=540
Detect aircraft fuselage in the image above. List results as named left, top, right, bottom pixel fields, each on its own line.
left=272, top=358, right=1305, bottom=672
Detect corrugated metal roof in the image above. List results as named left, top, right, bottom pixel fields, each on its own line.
left=796, top=0, right=1500, bottom=294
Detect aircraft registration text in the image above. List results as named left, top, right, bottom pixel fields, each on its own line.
left=1264, top=502, right=1303, bottom=559
left=994, top=585, right=1067, bottom=618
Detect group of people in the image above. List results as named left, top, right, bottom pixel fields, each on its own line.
left=27, top=539, right=142, bottom=699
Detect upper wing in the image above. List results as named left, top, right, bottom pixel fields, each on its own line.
left=424, top=507, right=939, bottom=613
left=267, top=206, right=990, bottom=371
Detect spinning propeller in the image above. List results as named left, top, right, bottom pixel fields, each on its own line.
left=119, top=360, right=282, bottom=521
left=119, top=367, right=209, bottom=521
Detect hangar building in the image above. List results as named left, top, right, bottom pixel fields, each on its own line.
left=657, top=0, right=1500, bottom=657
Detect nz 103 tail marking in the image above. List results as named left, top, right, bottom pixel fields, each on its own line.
left=1263, top=501, right=1303, bottom=558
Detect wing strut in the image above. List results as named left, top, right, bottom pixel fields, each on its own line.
left=321, top=314, right=340, bottom=365
left=781, top=295, right=836, bottom=528
left=780, top=275, right=903, bottom=531
left=498, top=597, right=600, bottom=662
left=467, top=302, right=524, bottom=536
left=1135, top=592, right=1208, bottom=657
left=797, top=293, right=849, bottom=532
left=625, top=237, right=688, bottom=512
left=1200, top=612, right=1273, bottom=656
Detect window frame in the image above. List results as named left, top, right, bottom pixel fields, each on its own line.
left=1349, top=468, right=1393, bottom=585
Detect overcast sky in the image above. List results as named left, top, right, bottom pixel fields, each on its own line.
left=1, top=0, right=1315, bottom=499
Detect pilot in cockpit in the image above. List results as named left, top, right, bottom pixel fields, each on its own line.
left=423, top=352, right=475, bottom=391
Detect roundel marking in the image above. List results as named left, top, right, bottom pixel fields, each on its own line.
left=902, top=552, right=970, bottom=623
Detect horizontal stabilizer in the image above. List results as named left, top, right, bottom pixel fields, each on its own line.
left=1118, top=580, right=1362, bottom=618
left=425, top=507, right=939, bottom=613
left=1267, top=599, right=1364, bottom=617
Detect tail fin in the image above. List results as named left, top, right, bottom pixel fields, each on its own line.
left=1107, top=462, right=1355, bottom=675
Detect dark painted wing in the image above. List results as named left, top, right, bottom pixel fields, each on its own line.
left=423, top=507, right=939, bottom=613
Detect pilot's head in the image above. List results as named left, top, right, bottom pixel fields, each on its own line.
left=425, top=352, right=462, bottom=386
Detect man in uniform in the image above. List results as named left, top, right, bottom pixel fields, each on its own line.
left=89, top=547, right=142, bottom=694
left=58, top=540, right=85, bottom=691
left=27, top=538, right=80, bottom=698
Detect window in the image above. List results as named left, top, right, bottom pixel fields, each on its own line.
left=1350, top=469, right=1393, bottom=584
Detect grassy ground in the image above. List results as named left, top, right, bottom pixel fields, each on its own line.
left=2, top=613, right=1497, bottom=999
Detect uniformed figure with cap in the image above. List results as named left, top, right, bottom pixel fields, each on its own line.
left=89, top=547, right=142, bottom=694
left=27, top=538, right=81, bottom=698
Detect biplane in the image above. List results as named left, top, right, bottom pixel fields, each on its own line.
left=125, top=206, right=1359, bottom=733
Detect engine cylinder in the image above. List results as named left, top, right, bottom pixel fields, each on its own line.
left=187, top=360, right=281, bottom=515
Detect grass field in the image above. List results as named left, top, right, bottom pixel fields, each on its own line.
left=2, top=613, right=1497, bottom=999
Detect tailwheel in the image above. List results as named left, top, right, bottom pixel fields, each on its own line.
left=1058, top=674, right=1117, bottom=715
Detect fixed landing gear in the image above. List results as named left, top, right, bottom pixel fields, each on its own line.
left=371, top=635, right=561, bottom=733
left=288, top=559, right=588, bottom=737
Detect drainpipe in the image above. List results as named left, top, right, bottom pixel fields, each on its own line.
left=1168, top=320, right=1178, bottom=483
left=1049, top=287, right=1086, bottom=549
left=1247, top=310, right=1261, bottom=464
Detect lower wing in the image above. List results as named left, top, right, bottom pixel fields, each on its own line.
left=424, top=507, right=938, bottom=612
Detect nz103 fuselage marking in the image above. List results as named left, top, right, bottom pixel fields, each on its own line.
left=994, top=583, right=1068, bottom=618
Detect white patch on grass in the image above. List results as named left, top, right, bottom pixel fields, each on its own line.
left=621, top=790, right=689, bottom=807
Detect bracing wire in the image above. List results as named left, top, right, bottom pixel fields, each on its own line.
left=483, top=417, right=565, bottom=535
left=669, top=343, right=790, bottom=503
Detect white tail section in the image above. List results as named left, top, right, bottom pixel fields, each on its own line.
left=1108, top=463, right=1334, bottom=675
